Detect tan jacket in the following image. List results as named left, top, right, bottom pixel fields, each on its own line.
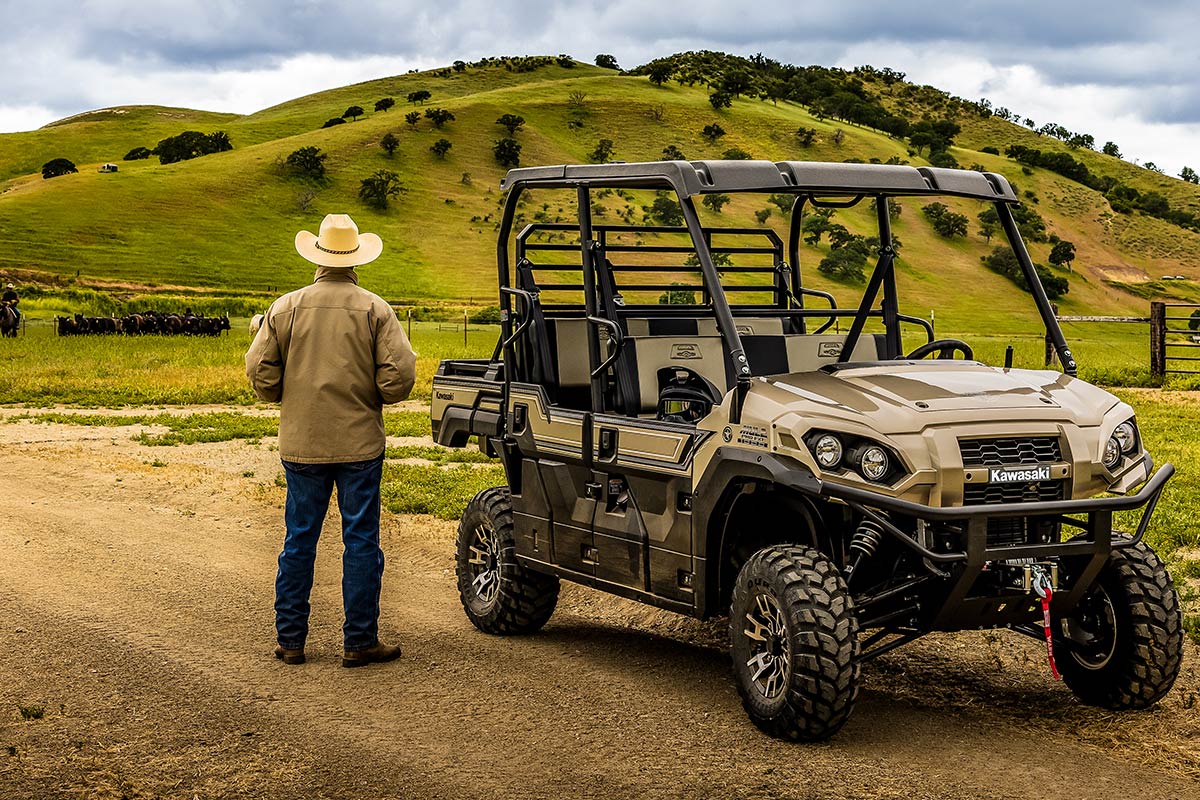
left=245, top=268, right=416, bottom=463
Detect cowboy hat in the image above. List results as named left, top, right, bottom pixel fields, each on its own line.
left=294, top=213, right=383, bottom=268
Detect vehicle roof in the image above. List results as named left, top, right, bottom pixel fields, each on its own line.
left=501, top=159, right=1019, bottom=203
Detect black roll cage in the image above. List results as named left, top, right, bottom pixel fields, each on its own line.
left=495, top=161, right=1077, bottom=421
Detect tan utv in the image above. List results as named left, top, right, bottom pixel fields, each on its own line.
left=430, top=160, right=1181, bottom=741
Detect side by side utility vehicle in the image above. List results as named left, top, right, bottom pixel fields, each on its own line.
left=430, top=160, right=1182, bottom=741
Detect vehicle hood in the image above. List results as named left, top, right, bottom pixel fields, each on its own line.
left=752, top=362, right=1120, bottom=434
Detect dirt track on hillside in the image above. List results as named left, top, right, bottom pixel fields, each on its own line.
left=0, top=410, right=1198, bottom=800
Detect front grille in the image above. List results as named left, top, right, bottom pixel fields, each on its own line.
left=986, top=517, right=1027, bottom=547
left=959, top=436, right=1061, bottom=467
left=963, top=479, right=1066, bottom=505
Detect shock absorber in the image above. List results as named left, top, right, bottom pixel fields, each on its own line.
left=846, top=518, right=885, bottom=579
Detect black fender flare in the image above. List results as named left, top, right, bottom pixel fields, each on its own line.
left=691, top=447, right=822, bottom=617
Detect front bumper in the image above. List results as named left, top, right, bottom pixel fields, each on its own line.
left=821, top=462, right=1174, bottom=629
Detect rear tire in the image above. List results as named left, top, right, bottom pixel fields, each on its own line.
left=729, top=545, right=859, bottom=742
left=456, top=487, right=559, bottom=635
left=1055, top=537, right=1183, bottom=709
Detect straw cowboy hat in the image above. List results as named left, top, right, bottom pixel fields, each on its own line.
left=294, top=213, right=383, bottom=268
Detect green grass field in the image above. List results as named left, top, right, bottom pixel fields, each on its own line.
left=3, top=58, right=1200, bottom=320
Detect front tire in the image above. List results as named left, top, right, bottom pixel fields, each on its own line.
left=729, top=545, right=859, bottom=741
left=1055, top=537, right=1183, bottom=709
left=455, top=487, right=559, bottom=635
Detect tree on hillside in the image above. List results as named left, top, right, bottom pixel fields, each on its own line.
left=424, top=108, right=455, bottom=128
left=702, top=193, right=731, bottom=214
left=431, top=138, right=453, bottom=159
left=343, top=105, right=365, bottom=121
left=982, top=246, right=1068, bottom=298
left=708, top=90, right=733, bottom=111
left=284, top=146, right=327, bottom=180
left=722, top=147, right=752, bottom=160
left=375, top=97, right=396, bottom=113
left=404, top=111, right=421, bottom=128
left=453, top=60, right=467, bottom=72
left=795, top=127, right=816, bottom=147
left=358, top=169, right=406, bottom=210
left=41, top=158, right=77, bottom=179
left=322, top=117, right=346, bottom=128
left=556, top=54, right=575, bottom=68
left=647, top=191, right=684, bottom=226
left=647, top=61, right=673, bottom=86
left=589, top=138, right=615, bottom=164
left=819, top=246, right=868, bottom=284
left=768, top=193, right=793, bottom=215
left=380, top=133, right=400, bottom=157
left=658, top=282, right=697, bottom=305
left=493, top=137, right=522, bottom=167
left=662, top=144, right=685, bottom=160
left=1181, top=166, right=1199, bottom=184
left=123, top=146, right=152, bottom=161
left=1049, top=239, right=1076, bottom=271
left=1102, top=141, right=1122, bottom=157
left=496, top=114, right=525, bottom=136
left=701, top=123, right=726, bottom=143
left=978, top=219, right=997, bottom=243
left=407, top=90, right=431, bottom=105
left=595, top=54, right=619, bottom=70
left=153, top=130, right=231, bottom=164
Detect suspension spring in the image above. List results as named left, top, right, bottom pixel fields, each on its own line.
left=850, top=519, right=885, bottom=560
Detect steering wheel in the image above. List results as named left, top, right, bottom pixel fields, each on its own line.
left=904, top=338, right=974, bottom=361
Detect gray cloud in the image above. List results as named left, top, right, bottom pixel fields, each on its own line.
left=1, top=0, right=1198, bottom=163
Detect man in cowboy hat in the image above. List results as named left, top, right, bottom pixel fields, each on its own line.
left=2, top=283, right=19, bottom=323
left=246, top=213, right=416, bottom=668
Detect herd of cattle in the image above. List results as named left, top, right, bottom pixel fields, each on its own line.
left=55, top=310, right=232, bottom=336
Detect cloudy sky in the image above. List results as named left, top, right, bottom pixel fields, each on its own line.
left=2, top=0, right=1197, bottom=173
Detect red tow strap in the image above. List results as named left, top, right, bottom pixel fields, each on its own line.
left=1039, top=586, right=1062, bottom=681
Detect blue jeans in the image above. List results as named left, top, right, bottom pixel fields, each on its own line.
left=275, top=454, right=385, bottom=652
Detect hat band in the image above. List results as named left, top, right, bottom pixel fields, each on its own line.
left=314, top=240, right=360, bottom=255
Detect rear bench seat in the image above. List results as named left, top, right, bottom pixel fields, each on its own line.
left=547, top=316, right=886, bottom=415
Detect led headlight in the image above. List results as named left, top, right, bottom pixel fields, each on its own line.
left=860, top=446, right=890, bottom=481
left=814, top=434, right=843, bottom=468
left=1103, top=436, right=1122, bottom=469
left=1113, top=420, right=1137, bottom=454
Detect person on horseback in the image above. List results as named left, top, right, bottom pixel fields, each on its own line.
left=1, top=283, right=19, bottom=332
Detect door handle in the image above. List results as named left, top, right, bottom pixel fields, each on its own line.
left=597, top=427, right=618, bottom=461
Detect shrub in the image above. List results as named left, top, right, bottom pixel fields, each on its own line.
left=430, top=138, right=452, bottom=159
left=380, top=133, right=399, bottom=157
left=358, top=170, right=407, bottom=209
left=424, top=108, right=455, bottom=128
left=123, top=146, right=152, bottom=161
left=589, top=139, right=615, bottom=164
left=722, top=147, right=752, bottom=160
left=321, top=117, right=346, bottom=129
left=41, top=158, right=78, bottom=179
left=662, top=144, right=685, bottom=160
left=283, top=146, right=327, bottom=180
left=493, top=138, right=521, bottom=168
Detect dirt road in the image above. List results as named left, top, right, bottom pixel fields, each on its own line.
left=0, top=411, right=1197, bottom=799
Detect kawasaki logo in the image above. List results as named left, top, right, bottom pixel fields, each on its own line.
left=989, top=466, right=1051, bottom=483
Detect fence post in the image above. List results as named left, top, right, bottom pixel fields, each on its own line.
left=1044, top=303, right=1058, bottom=368
left=463, top=309, right=468, bottom=346
left=1150, top=301, right=1166, bottom=378
left=406, top=308, right=412, bottom=338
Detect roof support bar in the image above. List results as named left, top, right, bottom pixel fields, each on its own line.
left=995, top=202, right=1077, bottom=375
left=576, top=184, right=606, bottom=412
left=679, top=195, right=751, bottom=421
left=876, top=196, right=903, bottom=359
left=838, top=241, right=895, bottom=364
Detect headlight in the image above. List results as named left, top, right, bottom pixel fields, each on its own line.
left=860, top=446, right=890, bottom=481
left=1113, top=420, right=1137, bottom=454
left=814, top=434, right=843, bottom=468
left=1103, top=436, right=1122, bottom=469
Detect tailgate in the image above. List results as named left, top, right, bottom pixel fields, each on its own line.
left=430, top=359, right=505, bottom=447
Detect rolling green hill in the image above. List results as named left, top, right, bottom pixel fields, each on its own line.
left=3, top=54, right=1200, bottom=338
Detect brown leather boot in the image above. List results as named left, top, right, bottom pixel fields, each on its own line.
left=342, top=642, right=402, bottom=668
left=274, top=645, right=306, bottom=665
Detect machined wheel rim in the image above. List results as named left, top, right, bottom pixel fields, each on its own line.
left=1061, top=584, right=1118, bottom=670
left=466, top=523, right=501, bottom=607
left=743, top=592, right=791, bottom=700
